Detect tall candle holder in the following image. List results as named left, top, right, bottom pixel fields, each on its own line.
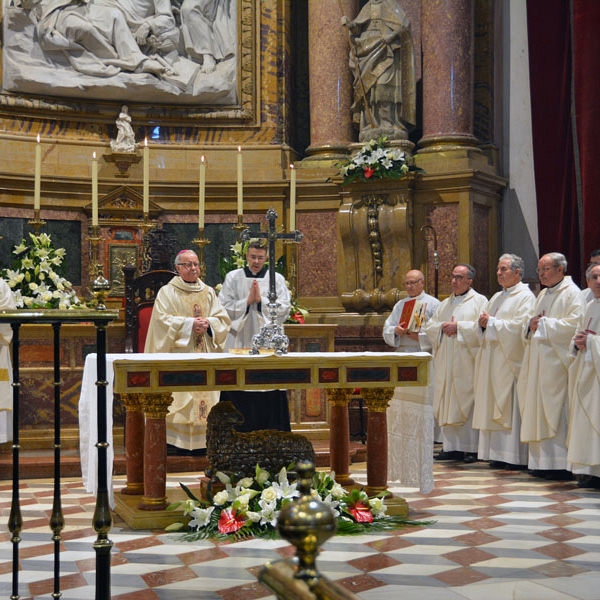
left=232, top=213, right=246, bottom=240
left=87, top=225, right=111, bottom=310
left=284, top=239, right=300, bottom=301
left=192, top=228, right=211, bottom=280
left=28, top=209, right=46, bottom=232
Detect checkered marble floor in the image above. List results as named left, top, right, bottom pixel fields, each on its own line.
left=2, top=460, right=600, bottom=600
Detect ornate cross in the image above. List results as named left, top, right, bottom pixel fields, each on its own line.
left=241, top=207, right=303, bottom=354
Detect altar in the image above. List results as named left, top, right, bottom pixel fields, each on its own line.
left=80, top=351, right=431, bottom=528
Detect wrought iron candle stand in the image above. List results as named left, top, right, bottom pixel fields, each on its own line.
left=241, top=208, right=303, bottom=356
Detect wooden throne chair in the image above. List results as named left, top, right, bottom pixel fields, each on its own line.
left=123, top=228, right=178, bottom=353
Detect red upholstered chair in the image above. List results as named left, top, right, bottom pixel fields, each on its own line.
left=123, top=265, right=176, bottom=353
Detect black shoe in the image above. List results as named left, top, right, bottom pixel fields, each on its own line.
left=577, top=475, right=594, bottom=488
left=504, top=463, right=527, bottom=470
left=435, top=450, right=464, bottom=461
left=489, top=460, right=507, bottom=469
left=463, top=453, right=478, bottom=464
left=544, top=470, right=574, bottom=481
left=528, top=469, right=547, bottom=478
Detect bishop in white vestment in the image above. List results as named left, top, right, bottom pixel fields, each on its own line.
left=144, top=250, right=231, bottom=450
left=517, top=253, right=583, bottom=476
left=473, top=254, right=535, bottom=467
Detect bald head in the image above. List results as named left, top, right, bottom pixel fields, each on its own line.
left=404, top=270, right=425, bottom=297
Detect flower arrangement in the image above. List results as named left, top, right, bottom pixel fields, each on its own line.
left=338, top=136, right=419, bottom=185
left=1, top=232, right=83, bottom=309
left=217, top=240, right=309, bottom=324
left=166, top=464, right=423, bottom=541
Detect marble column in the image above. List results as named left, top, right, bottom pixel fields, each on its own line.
left=325, top=388, right=354, bottom=486
left=361, top=388, right=392, bottom=496
left=120, top=393, right=144, bottom=496
left=138, top=392, right=173, bottom=511
left=304, top=0, right=358, bottom=163
left=419, top=0, right=478, bottom=151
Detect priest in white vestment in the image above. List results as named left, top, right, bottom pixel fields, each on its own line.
left=581, top=249, right=600, bottom=304
left=517, top=252, right=583, bottom=478
left=218, top=240, right=292, bottom=431
left=473, top=254, right=535, bottom=468
left=383, top=269, right=439, bottom=491
left=0, top=278, right=16, bottom=443
left=567, top=264, right=600, bottom=488
left=144, top=249, right=231, bottom=451
left=424, top=264, right=487, bottom=463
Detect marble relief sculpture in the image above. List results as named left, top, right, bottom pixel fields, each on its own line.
left=342, top=0, right=416, bottom=142
left=2, top=0, right=237, bottom=104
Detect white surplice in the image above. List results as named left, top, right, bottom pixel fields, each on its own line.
left=567, top=299, right=600, bottom=477
left=473, top=282, right=535, bottom=465
left=517, top=276, right=583, bottom=470
left=383, top=291, right=439, bottom=491
left=424, top=288, right=487, bottom=453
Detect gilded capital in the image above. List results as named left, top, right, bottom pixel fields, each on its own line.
left=361, top=387, right=393, bottom=412
left=140, top=392, right=173, bottom=419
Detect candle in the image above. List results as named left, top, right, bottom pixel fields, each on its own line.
left=34, top=135, right=41, bottom=211
left=199, top=155, right=206, bottom=229
left=289, top=164, right=296, bottom=231
left=92, top=152, right=98, bottom=227
left=143, top=138, right=149, bottom=215
left=236, top=146, right=243, bottom=216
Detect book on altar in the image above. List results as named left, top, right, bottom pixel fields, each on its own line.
left=398, top=299, right=428, bottom=332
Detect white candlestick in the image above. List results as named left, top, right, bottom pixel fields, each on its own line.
left=289, top=164, right=296, bottom=231
left=34, top=135, right=41, bottom=211
left=143, top=138, right=149, bottom=215
left=92, top=152, right=98, bottom=227
left=199, top=155, right=206, bottom=229
left=237, top=146, right=243, bottom=216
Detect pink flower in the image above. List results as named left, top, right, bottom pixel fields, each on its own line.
left=217, top=507, right=246, bottom=533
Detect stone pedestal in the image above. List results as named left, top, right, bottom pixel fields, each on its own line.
left=338, top=177, right=414, bottom=312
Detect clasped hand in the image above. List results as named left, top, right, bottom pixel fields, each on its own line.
left=247, top=280, right=261, bottom=305
left=574, top=331, right=589, bottom=351
left=193, top=317, right=209, bottom=335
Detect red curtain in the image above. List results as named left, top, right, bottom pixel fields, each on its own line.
left=527, top=0, right=600, bottom=285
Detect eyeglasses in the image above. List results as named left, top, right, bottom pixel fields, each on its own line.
left=177, top=262, right=199, bottom=269
left=404, top=279, right=423, bottom=286
left=536, top=266, right=557, bottom=274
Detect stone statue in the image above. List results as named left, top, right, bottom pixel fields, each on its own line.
left=179, top=0, right=236, bottom=74
left=342, top=0, right=416, bottom=142
left=110, top=105, right=138, bottom=153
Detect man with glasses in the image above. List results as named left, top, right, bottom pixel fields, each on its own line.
left=472, top=254, right=535, bottom=470
left=383, top=269, right=439, bottom=489
left=424, top=264, right=487, bottom=463
left=517, top=252, right=583, bottom=480
left=218, top=240, right=292, bottom=432
left=144, top=249, right=231, bottom=454
left=383, top=269, right=439, bottom=353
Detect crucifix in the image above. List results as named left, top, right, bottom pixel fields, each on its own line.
left=241, top=207, right=303, bottom=355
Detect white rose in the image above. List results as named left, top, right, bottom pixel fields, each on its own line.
left=212, top=490, right=229, bottom=506
left=261, top=486, right=278, bottom=503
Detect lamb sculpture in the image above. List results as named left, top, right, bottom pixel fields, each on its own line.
left=206, top=401, right=316, bottom=480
